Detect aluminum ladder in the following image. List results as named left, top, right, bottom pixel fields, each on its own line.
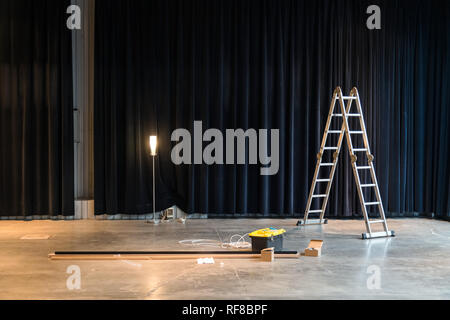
left=297, top=87, right=395, bottom=240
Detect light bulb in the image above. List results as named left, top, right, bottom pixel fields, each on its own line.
left=149, top=136, right=157, bottom=156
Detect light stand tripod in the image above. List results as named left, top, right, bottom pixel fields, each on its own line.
left=149, top=135, right=159, bottom=225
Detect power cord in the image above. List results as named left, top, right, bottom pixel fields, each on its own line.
left=179, top=233, right=251, bottom=250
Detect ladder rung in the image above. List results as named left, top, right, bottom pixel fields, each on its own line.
left=369, top=220, right=385, bottom=224
left=323, top=147, right=338, bottom=150
left=337, top=96, right=357, bottom=100
left=316, top=179, right=331, bottom=182
left=312, top=194, right=327, bottom=198
left=327, top=130, right=342, bottom=134
left=356, top=166, right=371, bottom=170
left=331, top=113, right=360, bottom=117
left=308, top=210, right=323, bottom=213
left=364, top=202, right=380, bottom=206
left=349, top=131, right=364, bottom=134
left=353, top=148, right=368, bottom=152
left=361, top=183, right=376, bottom=188
left=320, top=163, right=334, bottom=167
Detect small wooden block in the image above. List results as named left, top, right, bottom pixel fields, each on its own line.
left=261, top=248, right=275, bottom=262
left=305, top=240, right=323, bottom=257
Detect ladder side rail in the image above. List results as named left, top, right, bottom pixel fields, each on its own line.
left=303, top=159, right=322, bottom=223
left=303, top=91, right=339, bottom=224
left=319, top=92, right=351, bottom=222
left=351, top=88, right=373, bottom=156
left=351, top=160, right=372, bottom=234
left=318, top=90, right=340, bottom=157
left=370, top=169, right=389, bottom=232
left=352, top=88, right=390, bottom=233
left=338, top=88, right=373, bottom=235
left=319, top=131, right=344, bottom=222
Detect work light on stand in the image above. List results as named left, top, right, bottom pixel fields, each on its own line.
left=149, top=135, right=159, bottom=225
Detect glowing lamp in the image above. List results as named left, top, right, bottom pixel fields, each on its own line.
left=149, top=136, right=157, bottom=156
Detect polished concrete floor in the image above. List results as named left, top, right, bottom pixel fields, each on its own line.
left=0, top=218, right=449, bottom=300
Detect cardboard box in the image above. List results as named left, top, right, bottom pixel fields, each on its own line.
left=304, top=240, right=323, bottom=257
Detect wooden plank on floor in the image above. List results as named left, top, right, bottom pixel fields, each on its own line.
left=48, top=251, right=300, bottom=261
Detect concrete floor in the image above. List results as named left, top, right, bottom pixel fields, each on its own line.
left=0, top=218, right=449, bottom=300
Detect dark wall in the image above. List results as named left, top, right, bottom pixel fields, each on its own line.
left=0, top=0, right=74, bottom=217
left=94, top=0, right=450, bottom=218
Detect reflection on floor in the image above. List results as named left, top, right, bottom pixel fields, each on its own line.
left=0, top=218, right=449, bottom=299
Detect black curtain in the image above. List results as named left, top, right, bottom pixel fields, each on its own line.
left=95, top=0, right=450, bottom=218
left=0, top=0, right=74, bottom=217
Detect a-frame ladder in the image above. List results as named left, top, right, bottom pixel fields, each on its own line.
left=297, top=87, right=395, bottom=240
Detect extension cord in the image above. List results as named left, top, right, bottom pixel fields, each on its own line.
left=179, top=233, right=251, bottom=250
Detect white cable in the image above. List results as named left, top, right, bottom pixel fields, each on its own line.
left=179, top=233, right=251, bottom=250
left=178, top=239, right=222, bottom=248
left=222, top=234, right=251, bottom=249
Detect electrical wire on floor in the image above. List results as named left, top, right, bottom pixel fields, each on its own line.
left=178, top=225, right=301, bottom=251
left=179, top=233, right=251, bottom=250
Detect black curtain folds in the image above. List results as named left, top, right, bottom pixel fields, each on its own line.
left=0, top=0, right=74, bottom=217
left=95, top=0, right=450, bottom=218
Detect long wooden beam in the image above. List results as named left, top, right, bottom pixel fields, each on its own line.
left=48, top=250, right=300, bottom=261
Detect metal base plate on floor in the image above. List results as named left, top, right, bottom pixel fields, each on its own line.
left=362, top=230, right=395, bottom=239
left=297, top=219, right=328, bottom=226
